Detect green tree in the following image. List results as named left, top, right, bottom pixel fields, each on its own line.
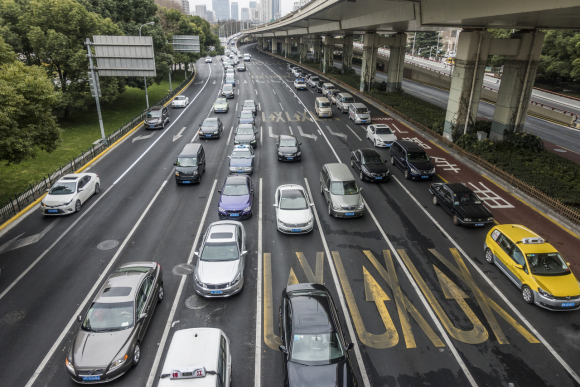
left=487, top=29, right=511, bottom=68
left=412, top=32, right=441, bottom=58
left=0, top=37, right=62, bottom=164
left=538, top=30, right=580, bottom=83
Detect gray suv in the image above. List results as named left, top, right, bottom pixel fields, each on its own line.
left=320, top=163, right=364, bottom=218
left=145, top=106, right=170, bottom=129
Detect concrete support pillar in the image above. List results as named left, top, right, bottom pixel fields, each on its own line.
left=360, top=32, right=379, bottom=92
left=323, top=35, right=334, bottom=73
left=443, top=30, right=491, bottom=141
left=272, top=37, right=279, bottom=54
left=298, top=37, right=305, bottom=63
left=342, top=34, right=353, bottom=73
left=386, top=32, right=407, bottom=92
left=257, top=37, right=264, bottom=51
left=490, top=30, right=545, bottom=140
left=284, top=37, right=290, bottom=58
left=313, top=38, right=321, bottom=63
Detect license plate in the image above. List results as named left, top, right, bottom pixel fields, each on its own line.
left=345, top=212, right=355, bottom=216
left=475, top=223, right=484, bottom=226
left=287, top=157, right=293, bottom=160
left=237, top=171, right=244, bottom=173
left=562, top=302, right=575, bottom=307
left=182, top=181, right=190, bottom=184
left=421, top=176, right=429, bottom=179
left=291, top=229, right=301, bottom=232
left=206, top=135, right=211, bottom=137
left=47, top=209, right=58, bottom=213
left=323, top=115, right=328, bottom=117
left=150, top=125, right=155, bottom=128
left=375, top=177, right=382, bottom=180
left=211, top=290, right=223, bottom=295
left=230, top=213, right=239, bottom=217
left=82, top=376, right=101, bottom=381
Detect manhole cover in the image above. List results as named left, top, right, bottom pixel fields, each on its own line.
left=554, top=148, right=567, bottom=153
left=185, top=295, right=208, bottom=310
left=172, top=264, right=195, bottom=276
left=97, top=240, right=119, bottom=251
left=1, top=311, right=25, bottom=325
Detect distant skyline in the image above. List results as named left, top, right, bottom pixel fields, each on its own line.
left=186, top=0, right=294, bottom=18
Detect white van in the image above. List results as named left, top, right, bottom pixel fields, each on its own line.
left=315, top=97, right=332, bottom=118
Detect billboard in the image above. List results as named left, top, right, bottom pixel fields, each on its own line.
left=172, top=35, right=201, bottom=53
left=92, top=35, right=156, bottom=77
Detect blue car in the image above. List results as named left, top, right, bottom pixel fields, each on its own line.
left=238, top=110, right=255, bottom=125
left=218, top=175, right=253, bottom=220
left=229, top=145, right=254, bottom=174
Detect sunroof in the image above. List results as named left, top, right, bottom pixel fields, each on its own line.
left=210, top=232, right=233, bottom=239
left=62, top=177, right=79, bottom=180
left=102, top=287, right=132, bottom=297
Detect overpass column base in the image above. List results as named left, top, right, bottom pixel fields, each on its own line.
left=360, top=32, right=379, bottom=92
left=284, top=37, right=290, bottom=58
left=313, top=40, right=321, bottom=63
left=490, top=31, right=545, bottom=141
left=342, top=35, right=354, bottom=73
left=323, top=35, right=335, bottom=73
left=386, top=33, right=407, bottom=92
left=272, top=37, right=279, bottom=54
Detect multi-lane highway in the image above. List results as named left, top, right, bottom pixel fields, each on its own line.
left=0, top=41, right=579, bottom=387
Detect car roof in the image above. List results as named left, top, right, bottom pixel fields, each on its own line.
left=233, top=144, right=252, bottom=151
left=238, top=123, right=254, bottom=128
left=150, top=105, right=164, bottom=111
left=204, top=117, right=218, bottom=122
left=322, top=83, right=334, bottom=87
left=495, top=224, right=557, bottom=254
left=373, top=124, right=390, bottom=128
left=359, top=148, right=381, bottom=156
left=396, top=140, right=424, bottom=152
left=323, top=163, right=355, bottom=181
left=339, top=92, right=353, bottom=97
left=207, top=221, right=242, bottom=242
left=278, top=184, right=305, bottom=192
left=159, top=328, right=225, bottom=387
left=59, top=173, right=82, bottom=181
left=287, top=285, right=334, bottom=334
left=243, top=100, right=255, bottom=104
left=95, top=269, right=149, bottom=303
left=444, top=183, right=473, bottom=194
left=351, top=103, right=367, bottom=108
left=279, top=134, right=297, bottom=140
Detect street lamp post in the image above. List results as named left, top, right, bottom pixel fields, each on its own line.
left=139, top=22, right=155, bottom=109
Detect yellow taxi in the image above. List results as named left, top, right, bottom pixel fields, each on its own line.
left=484, top=224, right=580, bottom=311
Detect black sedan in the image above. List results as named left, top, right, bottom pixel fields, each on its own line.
left=199, top=117, right=224, bottom=139
left=429, top=183, right=494, bottom=226
left=350, top=148, right=390, bottom=182
left=278, top=283, right=357, bottom=387
left=277, top=135, right=302, bottom=162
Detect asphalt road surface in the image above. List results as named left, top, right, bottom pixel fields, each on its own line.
left=0, top=42, right=579, bottom=387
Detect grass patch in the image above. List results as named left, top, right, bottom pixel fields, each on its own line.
left=0, top=72, right=187, bottom=205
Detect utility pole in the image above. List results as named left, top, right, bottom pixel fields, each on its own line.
left=411, top=32, right=416, bottom=56
left=85, top=38, right=107, bottom=144
left=139, top=22, right=155, bottom=109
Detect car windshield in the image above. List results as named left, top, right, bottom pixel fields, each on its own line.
left=243, top=101, right=254, bottom=107
left=355, top=108, right=368, bottom=114
left=325, top=85, right=335, bottom=90
left=311, top=77, right=318, bottom=81
left=231, top=150, right=252, bottom=158
left=175, top=96, right=186, bottom=101
left=362, top=155, right=383, bottom=164
left=177, top=157, right=197, bottom=167
left=200, top=242, right=239, bottom=261
left=291, top=332, right=345, bottom=364
left=147, top=111, right=161, bottom=118
left=319, top=102, right=331, bottom=108
left=407, top=152, right=429, bottom=163
left=343, top=97, right=355, bottom=103
left=49, top=181, right=76, bottom=195
left=237, top=127, right=254, bottom=135
left=375, top=126, right=392, bottom=134
left=454, top=193, right=481, bottom=205
left=296, top=80, right=305, bottom=84
left=215, top=98, right=227, bottom=105
left=280, top=138, right=297, bottom=147
left=527, top=252, right=571, bottom=276
left=240, top=112, right=253, bottom=119
left=222, top=183, right=249, bottom=196
left=202, top=119, right=218, bottom=127
left=331, top=181, right=359, bottom=195
left=279, top=190, right=309, bottom=210
left=82, top=301, right=134, bottom=332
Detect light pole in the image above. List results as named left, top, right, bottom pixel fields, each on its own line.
left=139, top=21, right=155, bottom=109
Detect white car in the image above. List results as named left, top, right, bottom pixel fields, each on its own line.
left=159, top=328, right=231, bottom=387
left=172, top=95, right=189, bottom=108
left=294, top=80, right=307, bottom=90
left=366, top=124, right=397, bottom=148
left=205, top=57, right=212, bottom=63
left=243, top=55, right=250, bottom=62
left=274, top=184, right=314, bottom=234
left=41, top=173, right=100, bottom=215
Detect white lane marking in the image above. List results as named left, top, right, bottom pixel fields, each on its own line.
left=146, top=179, right=218, bottom=387
left=173, top=127, right=186, bottom=142
left=236, top=103, right=238, bottom=112
left=272, top=89, right=277, bottom=95
left=304, top=178, right=371, bottom=387
left=279, top=102, right=284, bottom=110
left=227, top=126, right=234, bottom=145
left=25, top=178, right=170, bottom=387
left=325, top=125, right=348, bottom=140
left=255, top=89, right=258, bottom=95
left=254, top=178, right=263, bottom=387
left=298, top=126, right=318, bottom=141
left=393, top=176, right=580, bottom=384
left=0, top=220, right=59, bottom=254
left=268, top=126, right=278, bottom=138
left=132, top=131, right=156, bottom=143
left=345, top=125, right=362, bottom=141
left=288, top=126, right=293, bottom=135
left=237, top=89, right=239, bottom=95
left=260, top=125, right=263, bottom=144
left=259, top=103, right=261, bottom=110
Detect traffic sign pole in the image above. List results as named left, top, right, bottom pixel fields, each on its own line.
left=85, top=38, right=107, bottom=145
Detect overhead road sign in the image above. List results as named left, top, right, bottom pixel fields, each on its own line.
left=172, top=35, right=200, bottom=53
left=92, top=35, right=156, bottom=77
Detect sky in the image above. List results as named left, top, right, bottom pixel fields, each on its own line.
left=186, top=0, right=294, bottom=18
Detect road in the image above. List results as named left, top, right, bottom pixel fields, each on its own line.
left=0, top=42, right=579, bottom=387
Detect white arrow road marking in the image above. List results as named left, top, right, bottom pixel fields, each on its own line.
left=173, top=127, right=187, bottom=142
left=345, top=125, right=362, bottom=141
left=132, top=132, right=156, bottom=143
left=325, top=125, right=347, bottom=140
left=268, top=126, right=278, bottom=138
left=298, top=126, right=317, bottom=141
left=0, top=220, right=60, bottom=254
left=212, top=80, right=216, bottom=84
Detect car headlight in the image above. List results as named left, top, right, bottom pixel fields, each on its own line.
left=175, top=172, right=180, bottom=176
left=251, top=139, right=256, bottom=143
left=429, top=167, right=436, bottom=174
left=218, top=207, right=226, bottom=212
left=41, top=201, right=46, bottom=207
left=278, top=152, right=284, bottom=156
left=296, top=151, right=301, bottom=156
left=194, top=275, right=205, bottom=287
left=244, top=167, right=252, bottom=171
left=213, top=130, right=219, bottom=134
left=410, top=167, right=419, bottom=175
left=357, top=202, right=365, bottom=210
left=229, top=273, right=241, bottom=286
left=278, top=220, right=288, bottom=227
left=375, top=137, right=384, bottom=143
left=464, top=218, right=472, bottom=222
left=198, top=130, right=203, bottom=135
left=487, top=217, right=494, bottom=221
left=63, top=199, right=73, bottom=206
left=332, top=203, right=341, bottom=210
left=109, top=354, right=128, bottom=372
left=243, top=206, right=252, bottom=212
left=234, top=140, right=240, bottom=144
left=65, top=358, right=75, bottom=373
left=538, top=287, right=555, bottom=299
left=192, top=170, right=198, bottom=175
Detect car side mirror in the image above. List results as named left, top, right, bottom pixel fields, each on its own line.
left=242, top=251, right=248, bottom=255
left=138, top=313, right=147, bottom=322
left=279, top=345, right=288, bottom=354
left=194, top=252, right=199, bottom=257
left=309, top=203, right=314, bottom=207
left=346, top=343, right=354, bottom=351
left=173, top=162, right=177, bottom=166
left=359, top=187, right=364, bottom=191
left=78, top=188, right=84, bottom=192
left=218, top=190, right=221, bottom=193
left=77, top=315, right=83, bottom=323
left=324, top=188, right=329, bottom=192
left=46, top=189, right=50, bottom=192
left=228, top=156, right=231, bottom=158
left=199, top=124, right=202, bottom=126
left=299, top=142, right=302, bottom=145
left=514, top=264, right=523, bottom=270
left=273, top=203, right=278, bottom=207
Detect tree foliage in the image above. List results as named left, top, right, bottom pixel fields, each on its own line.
left=411, top=32, right=442, bottom=58
left=538, top=30, right=580, bottom=83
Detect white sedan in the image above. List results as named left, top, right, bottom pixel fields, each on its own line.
left=274, top=184, right=314, bottom=234
left=366, top=124, right=397, bottom=148
left=294, top=80, right=307, bottom=90
left=172, top=95, right=189, bottom=108
left=205, top=57, right=212, bottom=63
left=41, top=173, right=100, bottom=215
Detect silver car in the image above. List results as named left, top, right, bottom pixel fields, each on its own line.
left=320, top=163, right=365, bottom=218
left=193, top=221, right=247, bottom=297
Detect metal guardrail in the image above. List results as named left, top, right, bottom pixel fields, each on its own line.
left=0, top=70, right=196, bottom=226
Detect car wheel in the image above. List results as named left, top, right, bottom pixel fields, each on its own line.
left=75, top=200, right=81, bottom=213
left=350, top=159, right=354, bottom=168
left=432, top=195, right=438, bottom=206
left=94, top=183, right=100, bottom=195
left=158, top=283, right=164, bottom=302
left=485, top=248, right=494, bottom=264
left=359, top=171, right=364, bottom=181
left=452, top=214, right=460, bottom=226
left=522, top=285, right=534, bottom=304
left=328, top=202, right=333, bottom=217
left=373, top=139, right=377, bottom=148
left=162, top=122, right=165, bottom=129
left=391, top=156, right=395, bottom=165
left=197, top=173, right=201, bottom=184
left=404, top=169, right=410, bottom=180
left=132, top=343, right=141, bottom=367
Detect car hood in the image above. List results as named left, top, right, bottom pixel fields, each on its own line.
left=279, top=146, right=298, bottom=154
left=146, top=118, right=161, bottom=124
left=278, top=209, right=312, bottom=224
left=409, top=161, right=433, bottom=171
left=362, top=163, right=389, bottom=174
left=375, top=133, right=397, bottom=142
left=287, top=360, right=354, bottom=387
left=214, top=104, right=228, bottom=109
left=201, top=126, right=219, bottom=132
left=455, top=204, right=492, bottom=219
left=235, top=134, right=255, bottom=142
left=354, top=112, right=370, bottom=118
left=534, top=273, right=580, bottom=297
left=73, top=329, right=133, bottom=368
left=197, top=259, right=239, bottom=284
left=229, top=158, right=252, bottom=168
left=239, top=118, right=255, bottom=124
left=219, top=193, right=251, bottom=210
left=332, top=194, right=362, bottom=207
left=176, top=165, right=199, bottom=173
left=44, top=193, right=75, bottom=206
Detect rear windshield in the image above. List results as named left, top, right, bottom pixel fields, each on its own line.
left=331, top=181, right=359, bottom=195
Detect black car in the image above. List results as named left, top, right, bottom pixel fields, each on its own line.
left=315, top=80, right=325, bottom=93
left=279, top=283, right=357, bottom=387
left=350, top=148, right=390, bottom=182
left=277, top=135, right=302, bottom=162
left=222, top=84, right=235, bottom=99
left=389, top=140, right=436, bottom=180
left=429, top=183, right=494, bottom=226
left=145, top=106, right=170, bottom=129
left=242, top=100, right=258, bottom=115
left=234, top=124, right=258, bottom=147
left=199, top=117, right=224, bottom=139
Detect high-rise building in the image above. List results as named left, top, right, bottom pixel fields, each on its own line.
left=182, top=0, right=190, bottom=15
left=241, top=7, right=250, bottom=21
left=271, top=0, right=280, bottom=20
left=231, top=2, right=239, bottom=20
left=249, top=1, right=257, bottom=9
left=195, top=4, right=206, bottom=17
left=293, top=1, right=299, bottom=11
left=250, top=7, right=260, bottom=21
left=212, top=0, right=230, bottom=21
left=259, top=0, right=270, bottom=22
left=205, top=9, right=216, bottom=22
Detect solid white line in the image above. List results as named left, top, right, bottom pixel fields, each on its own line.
left=279, top=102, right=284, bottom=110
left=304, top=177, right=371, bottom=387
left=345, top=125, right=362, bottom=141
left=260, top=125, right=263, bottom=144
left=392, top=177, right=580, bottom=384
left=26, top=178, right=170, bottom=387
left=255, top=89, right=258, bottom=95
left=146, top=179, right=218, bottom=387
left=288, top=126, right=293, bottom=135
left=227, top=126, right=234, bottom=145
left=258, top=103, right=261, bottom=110
left=254, top=178, right=263, bottom=387
left=236, top=103, right=238, bottom=112
left=272, top=89, right=276, bottom=95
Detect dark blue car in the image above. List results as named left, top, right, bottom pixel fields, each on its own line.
left=228, top=145, right=254, bottom=174
left=218, top=175, right=253, bottom=220
left=238, top=110, right=256, bottom=125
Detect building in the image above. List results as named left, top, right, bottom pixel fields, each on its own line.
left=259, top=0, right=270, bottom=22
left=249, top=1, right=257, bottom=9
left=195, top=4, right=206, bottom=17
left=231, top=2, right=239, bottom=20
left=271, top=0, right=280, bottom=20
left=241, top=7, right=250, bottom=20
left=250, top=7, right=260, bottom=22
left=212, top=0, right=230, bottom=21
left=182, top=0, right=190, bottom=15
left=293, top=1, right=299, bottom=11
left=205, top=9, right=216, bottom=22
